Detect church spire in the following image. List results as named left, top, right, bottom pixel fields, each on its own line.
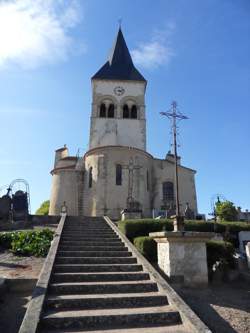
left=92, top=28, right=146, bottom=82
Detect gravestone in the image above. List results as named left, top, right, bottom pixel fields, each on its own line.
left=238, top=231, right=250, bottom=254
left=246, top=242, right=250, bottom=269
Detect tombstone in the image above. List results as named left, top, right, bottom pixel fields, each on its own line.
left=121, top=199, right=142, bottom=220
left=238, top=231, right=250, bottom=254
left=0, top=194, right=11, bottom=220
left=12, top=190, right=29, bottom=221
left=184, top=202, right=195, bottom=220
left=246, top=242, right=250, bottom=269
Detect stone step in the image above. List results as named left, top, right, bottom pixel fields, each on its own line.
left=41, top=306, right=181, bottom=331
left=57, top=251, right=132, bottom=258
left=51, top=272, right=150, bottom=283
left=62, top=232, right=116, bottom=237
left=53, top=264, right=143, bottom=273
left=55, top=257, right=137, bottom=265
left=60, top=236, right=120, bottom=241
left=40, top=324, right=188, bottom=333
left=59, top=240, right=123, bottom=246
left=45, top=292, right=168, bottom=310
left=49, top=281, right=158, bottom=295
left=63, top=228, right=112, bottom=231
left=59, top=246, right=127, bottom=252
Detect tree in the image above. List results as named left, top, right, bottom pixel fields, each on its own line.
left=36, top=200, right=50, bottom=215
left=215, top=200, right=238, bottom=221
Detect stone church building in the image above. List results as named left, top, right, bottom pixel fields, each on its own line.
left=49, top=28, right=198, bottom=219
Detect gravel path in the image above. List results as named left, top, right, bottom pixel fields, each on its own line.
left=0, top=249, right=44, bottom=279
left=176, top=282, right=250, bottom=333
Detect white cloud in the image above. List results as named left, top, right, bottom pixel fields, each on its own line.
left=131, top=24, right=175, bottom=69
left=0, top=0, right=84, bottom=69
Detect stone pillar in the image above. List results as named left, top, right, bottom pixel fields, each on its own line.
left=150, top=231, right=214, bottom=287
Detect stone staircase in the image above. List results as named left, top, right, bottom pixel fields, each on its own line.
left=38, top=217, right=191, bottom=332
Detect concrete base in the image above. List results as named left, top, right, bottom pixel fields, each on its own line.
left=150, top=231, right=214, bottom=287
left=121, top=210, right=142, bottom=220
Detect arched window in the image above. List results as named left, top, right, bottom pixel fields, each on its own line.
left=100, top=103, right=106, bottom=118
left=89, top=167, right=93, bottom=188
left=123, top=104, right=129, bottom=118
left=108, top=104, right=114, bottom=118
left=116, top=164, right=122, bottom=185
left=131, top=105, right=137, bottom=119
left=162, top=181, right=174, bottom=202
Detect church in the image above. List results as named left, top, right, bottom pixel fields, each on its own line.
left=49, top=28, right=198, bottom=219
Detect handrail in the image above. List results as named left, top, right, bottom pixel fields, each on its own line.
left=18, top=213, right=67, bottom=333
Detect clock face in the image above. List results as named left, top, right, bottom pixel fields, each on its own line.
left=114, top=86, right=125, bottom=96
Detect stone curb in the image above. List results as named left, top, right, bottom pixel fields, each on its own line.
left=18, top=213, right=66, bottom=333
left=104, top=216, right=212, bottom=333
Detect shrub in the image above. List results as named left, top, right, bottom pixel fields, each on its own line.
left=134, top=236, right=157, bottom=262
left=118, top=219, right=173, bottom=240
left=118, top=219, right=250, bottom=246
left=0, top=228, right=54, bottom=257
left=133, top=236, right=236, bottom=279
left=206, top=240, right=236, bottom=278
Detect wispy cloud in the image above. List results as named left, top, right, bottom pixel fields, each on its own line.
left=131, top=23, right=175, bottom=69
left=0, top=0, right=84, bottom=70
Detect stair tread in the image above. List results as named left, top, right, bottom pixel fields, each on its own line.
left=43, top=305, right=176, bottom=319
left=53, top=272, right=145, bottom=276
left=54, top=263, right=140, bottom=267
left=50, top=280, right=155, bottom=286
left=41, top=325, right=186, bottom=333
left=46, top=292, right=166, bottom=302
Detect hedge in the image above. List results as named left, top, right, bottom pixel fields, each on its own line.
left=133, top=236, right=236, bottom=278
left=0, top=228, right=54, bottom=257
left=118, top=219, right=250, bottom=247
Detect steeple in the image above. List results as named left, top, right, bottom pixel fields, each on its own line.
left=92, top=28, right=146, bottom=82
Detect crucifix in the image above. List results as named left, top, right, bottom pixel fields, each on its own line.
left=160, top=101, right=188, bottom=231
left=122, top=157, right=142, bottom=208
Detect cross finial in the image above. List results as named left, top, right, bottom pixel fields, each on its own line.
left=118, top=18, right=122, bottom=28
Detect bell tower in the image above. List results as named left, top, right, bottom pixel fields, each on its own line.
left=89, top=28, right=147, bottom=151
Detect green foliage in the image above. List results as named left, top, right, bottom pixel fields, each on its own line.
left=118, top=219, right=173, bottom=241
left=133, top=236, right=236, bottom=278
left=36, top=200, right=50, bottom=215
left=0, top=228, right=54, bottom=257
left=118, top=219, right=250, bottom=243
left=206, top=240, right=236, bottom=279
left=215, top=200, right=238, bottom=221
left=133, top=236, right=157, bottom=262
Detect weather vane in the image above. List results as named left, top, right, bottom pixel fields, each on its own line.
left=160, top=101, right=188, bottom=231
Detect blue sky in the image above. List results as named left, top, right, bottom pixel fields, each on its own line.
left=0, top=0, right=249, bottom=216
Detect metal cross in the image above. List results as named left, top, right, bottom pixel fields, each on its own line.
left=160, top=101, right=188, bottom=228
left=122, top=157, right=142, bottom=204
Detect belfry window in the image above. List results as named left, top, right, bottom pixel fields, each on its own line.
left=89, top=167, right=93, bottom=188
left=131, top=105, right=137, bottom=119
left=162, top=181, right=174, bottom=202
left=100, top=103, right=106, bottom=118
left=116, top=164, right=122, bottom=185
left=123, top=104, right=129, bottom=118
left=108, top=104, right=114, bottom=118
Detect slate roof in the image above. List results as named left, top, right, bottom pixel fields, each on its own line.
left=92, top=28, right=146, bottom=82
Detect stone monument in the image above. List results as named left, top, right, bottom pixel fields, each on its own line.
left=151, top=102, right=214, bottom=287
